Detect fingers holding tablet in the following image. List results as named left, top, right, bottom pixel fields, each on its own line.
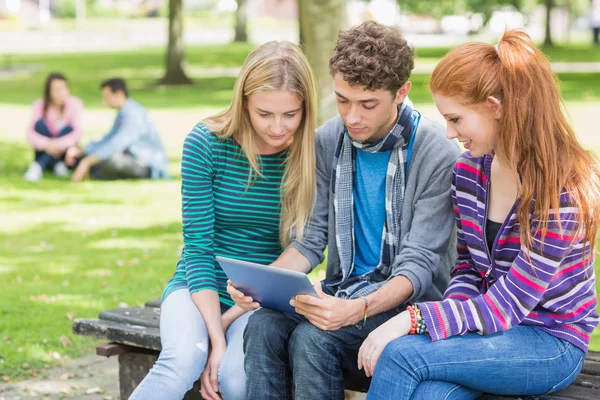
left=227, top=280, right=260, bottom=311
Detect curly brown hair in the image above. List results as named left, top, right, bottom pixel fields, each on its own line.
left=329, top=21, right=415, bottom=94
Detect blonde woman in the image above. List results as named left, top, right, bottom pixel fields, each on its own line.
left=128, top=41, right=317, bottom=400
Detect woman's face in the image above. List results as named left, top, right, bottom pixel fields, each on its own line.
left=433, top=93, right=501, bottom=158
left=246, top=89, right=304, bottom=154
left=50, top=79, right=70, bottom=107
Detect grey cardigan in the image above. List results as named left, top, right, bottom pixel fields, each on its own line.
left=289, top=114, right=461, bottom=302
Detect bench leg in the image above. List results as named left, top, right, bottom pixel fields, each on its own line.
left=117, top=350, right=202, bottom=400
left=118, top=351, right=159, bottom=400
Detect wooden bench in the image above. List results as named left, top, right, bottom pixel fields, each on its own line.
left=73, top=300, right=600, bottom=400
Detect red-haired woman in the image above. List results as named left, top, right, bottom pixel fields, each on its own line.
left=359, top=29, right=600, bottom=399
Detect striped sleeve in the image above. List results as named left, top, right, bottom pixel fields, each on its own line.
left=442, top=166, right=483, bottom=302
left=419, top=203, right=582, bottom=341
left=181, top=126, right=217, bottom=295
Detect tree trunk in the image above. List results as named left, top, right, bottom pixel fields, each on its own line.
left=298, top=0, right=305, bottom=46
left=544, top=0, right=554, bottom=47
left=565, top=0, right=572, bottom=43
left=160, top=0, right=192, bottom=85
left=234, top=0, right=248, bottom=42
left=299, top=0, right=344, bottom=123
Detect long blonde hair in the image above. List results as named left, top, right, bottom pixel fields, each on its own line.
left=204, top=41, right=318, bottom=246
left=430, top=29, right=600, bottom=254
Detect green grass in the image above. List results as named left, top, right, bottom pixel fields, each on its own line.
left=0, top=141, right=183, bottom=379
left=416, top=43, right=600, bottom=63
left=3, top=43, right=600, bottom=110
left=1, top=44, right=254, bottom=109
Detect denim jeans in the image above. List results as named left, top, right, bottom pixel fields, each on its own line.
left=89, top=152, right=151, bottom=180
left=128, top=289, right=252, bottom=400
left=33, top=119, right=72, bottom=169
left=243, top=305, right=404, bottom=400
left=367, top=325, right=585, bottom=400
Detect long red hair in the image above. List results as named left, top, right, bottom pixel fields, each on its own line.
left=430, top=29, right=600, bottom=254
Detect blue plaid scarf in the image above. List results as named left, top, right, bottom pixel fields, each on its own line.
left=331, top=104, right=415, bottom=282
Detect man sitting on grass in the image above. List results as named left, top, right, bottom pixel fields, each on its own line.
left=65, top=78, right=168, bottom=181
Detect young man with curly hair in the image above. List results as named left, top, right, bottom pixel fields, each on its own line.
left=239, top=21, right=461, bottom=399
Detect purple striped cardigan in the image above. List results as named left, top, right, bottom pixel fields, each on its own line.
left=417, top=152, right=599, bottom=352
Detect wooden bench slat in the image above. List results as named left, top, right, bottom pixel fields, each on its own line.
left=543, top=383, right=600, bottom=400
left=144, top=298, right=161, bottom=309
left=573, top=372, right=600, bottom=389
left=581, top=358, right=600, bottom=376
left=584, top=352, right=600, bottom=363
left=73, top=318, right=161, bottom=351
left=99, top=306, right=160, bottom=328
left=96, top=343, right=133, bottom=357
left=105, top=324, right=161, bottom=351
left=73, top=318, right=123, bottom=338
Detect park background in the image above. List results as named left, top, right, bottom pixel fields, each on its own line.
left=1, top=0, right=599, bottom=398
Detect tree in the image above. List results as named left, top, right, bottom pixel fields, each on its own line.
left=160, top=0, right=192, bottom=85
left=399, top=0, right=521, bottom=23
left=543, top=0, right=554, bottom=46
left=299, top=0, right=344, bottom=123
left=234, top=0, right=248, bottom=42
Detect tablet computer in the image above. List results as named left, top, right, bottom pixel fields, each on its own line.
left=216, top=256, right=318, bottom=314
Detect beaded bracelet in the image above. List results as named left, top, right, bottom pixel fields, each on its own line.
left=407, top=305, right=417, bottom=334
left=413, top=304, right=427, bottom=334
left=355, top=296, right=369, bottom=330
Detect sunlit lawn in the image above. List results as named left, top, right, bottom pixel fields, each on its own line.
left=1, top=44, right=599, bottom=381
left=2, top=43, right=600, bottom=110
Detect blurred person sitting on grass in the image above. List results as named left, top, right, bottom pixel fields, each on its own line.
left=65, top=78, right=168, bottom=181
left=24, top=72, right=84, bottom=182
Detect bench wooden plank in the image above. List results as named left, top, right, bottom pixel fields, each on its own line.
left=581, top=357, right=600, bottom=376
left=99, top=306, right=160, bottom=328
left=573, top=372, right=600, bottom=389
left=73, top=318, right=161, bottom=350
left=480, top=374, right=600, bottom=399
left=96, top=343, right=134, bottom=357
left=145, top=298, right=161, bottom=309
left=543, top=383, right=600, bottom=400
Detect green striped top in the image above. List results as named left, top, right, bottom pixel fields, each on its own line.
left=163, top=123, right=287, bottom=306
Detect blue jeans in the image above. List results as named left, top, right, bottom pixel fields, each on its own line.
left=33, top=119, right=72, bottom=169
left=367, top=325, right=585, bottom=400
left=243, top=305, right=404, bottom=400
left=128, top=289, right=252, bottom=400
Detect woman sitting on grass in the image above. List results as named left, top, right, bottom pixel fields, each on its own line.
left=128, top=41, right=318, bottom=400
left=24, top=72, right=84, bottom=182
left=359, top=29, right=600, bottom=400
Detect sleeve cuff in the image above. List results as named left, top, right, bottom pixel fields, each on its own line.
left=288, top=242, right=323, bottom=271
left=417, top=301, right=446, bottom=342
left=394, top=264, right=424, bottom=302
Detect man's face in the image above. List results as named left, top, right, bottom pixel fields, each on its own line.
left=102, top=87, right=122, bottom=109
left=333, top=72, right=409, bottom=142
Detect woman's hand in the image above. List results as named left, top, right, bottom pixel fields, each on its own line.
left=221, top=304, right=246, bottom=332
left=358, top=310, right=412, bottom=377
left=226, top=281, right=260, bottom=312
left=200, top=340, right=226, bottom=400
left=65, top=146, right=83, bottom=167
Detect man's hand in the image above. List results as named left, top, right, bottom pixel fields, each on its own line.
left=357, top=310, right=411, bottom=377
left=200, top=341, right=225, bottom=400
left=71, top=158, right=91, bottom=182
left=290, top=282, right=363, bottom=331
left=65, top=146, right=84, bottom=167
left=226, top=281, right=260, bottom=312
left=45, top=140, right=63, bottom=158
